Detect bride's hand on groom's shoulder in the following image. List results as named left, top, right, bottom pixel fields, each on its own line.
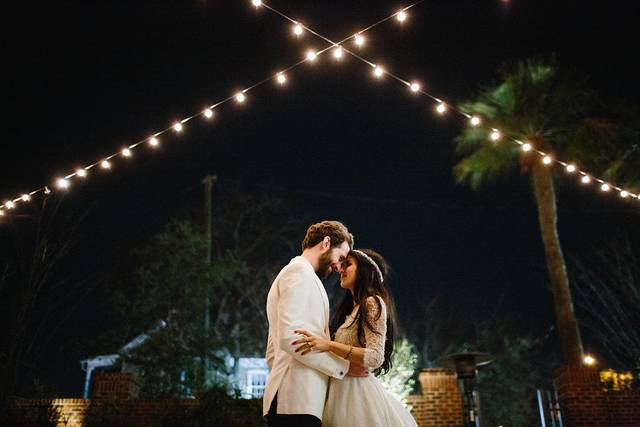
left=291, top=330, right=331, bottom=355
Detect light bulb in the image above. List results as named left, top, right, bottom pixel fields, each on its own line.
left=235, top=92, right=246, bottom=103
left=56, top=178, right=70, bottom=190
left=76, top=168, right=87, bottom=178
left=470, top=116, right=481, bottom=126
left=543, top=155, right=553, bottom=165
left=581, top=175, right=591, bottom=184
left=583, top=355, right=596, bottom=366
left=601, top=183, right=610, bottom=192
left=436, top=103, right=447, bottom=114
left=252, top=0, right=262, bottom=6
left=373, top=66, right=384, bottom=78
left=293, top=24, right=303, bottom=36
left=620, top=191, right=629, bottom=198
left=566, top=164, right=576, bottom=173
left=101, top=160, right=111, bottom=170
left=396, top=11, right=407, bottom=22
left=5, top=201, right=15, bottom=209
left=21, top=194, right=31, bottom=202
left=173, top=122, right=183, bottom=132
left=410, top=82, right=420, bottom=92
left=354, top=34, right=365, bottom=46
left=122, top=148, right=132, bottom=157
left=490, top=130, right=501, bottom=141
left=276, top=73, right=287, bottom=84
left=204, top=109, right=214, bottom=119
left=522, top=143, right=532, bottom=152
left=333, top=46, right=343, bottom=59
left=306, top=50, right=317, bottom=61
left=149, top=137, right=159, bottom=147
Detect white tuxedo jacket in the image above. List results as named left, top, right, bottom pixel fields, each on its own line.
left=263, top=256, right=349, bottom=419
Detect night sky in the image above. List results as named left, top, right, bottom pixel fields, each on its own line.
left=2, top=0, right=639, bottom=396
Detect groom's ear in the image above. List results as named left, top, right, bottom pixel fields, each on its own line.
left=322, top=236, right=331, bottom=250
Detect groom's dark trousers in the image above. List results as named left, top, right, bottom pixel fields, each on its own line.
left=266, top=393, right=321, bottom=427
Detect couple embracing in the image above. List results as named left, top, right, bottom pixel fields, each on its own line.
left=263, top=221, right=417, bottom=427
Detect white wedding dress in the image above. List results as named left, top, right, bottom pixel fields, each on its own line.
left=323, top=297, right=418, bottom=427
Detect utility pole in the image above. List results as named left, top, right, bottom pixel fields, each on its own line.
left=202, top=174, right=216, bottom=385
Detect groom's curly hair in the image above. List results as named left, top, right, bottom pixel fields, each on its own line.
left=301, top=220, right=354, bottom=251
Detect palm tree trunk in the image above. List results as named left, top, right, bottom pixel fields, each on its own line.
left=531, top=162, right=584, bottom=364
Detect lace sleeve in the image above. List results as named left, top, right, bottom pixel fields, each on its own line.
left=362, top=296, right=387, bottom=369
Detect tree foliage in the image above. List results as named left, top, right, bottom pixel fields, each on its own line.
left=104, top=185, right=304, bottom=396
left=377, top=338, right=418, bottom=405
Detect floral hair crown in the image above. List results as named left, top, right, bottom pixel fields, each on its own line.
left=352, top=249, right=384, bottom=283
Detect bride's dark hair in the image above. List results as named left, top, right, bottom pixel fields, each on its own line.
left=329, top=248, right=398, bottom=375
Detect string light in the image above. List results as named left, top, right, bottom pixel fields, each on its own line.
left=373, top=65, right=384, bottom=78
left=2, top=0, right=636, bottom=214
left=258, top=2, right=638, bottom=205
left=21, top=194, right=31, bottom=202
left=489, top=129, right=501, bottom=142
left=1, top=0, right=412, bottom=213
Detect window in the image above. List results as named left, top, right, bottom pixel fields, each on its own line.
left=246, top=370, right=268, bottom=398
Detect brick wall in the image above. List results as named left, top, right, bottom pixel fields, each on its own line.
left=554, top=364, right=640, bottom=427
left=407, top=368, right=464, bottom=427
left=9, top=398, right=91, bottom=427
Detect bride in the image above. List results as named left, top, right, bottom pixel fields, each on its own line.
left=293, top=248, right=418, bottom=427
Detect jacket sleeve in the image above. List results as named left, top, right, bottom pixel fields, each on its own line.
left=276, top=263, right=348, bottom=379
left=265, top=330, right=275, bottom=370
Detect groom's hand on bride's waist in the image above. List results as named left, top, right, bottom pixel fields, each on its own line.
left=347, top=363, right=369, bottom=377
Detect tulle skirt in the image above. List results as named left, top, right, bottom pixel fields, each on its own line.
left=323, top=375, right=418, bottom=427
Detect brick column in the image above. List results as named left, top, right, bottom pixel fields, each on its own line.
left=555, top=365, right=640, bottom=426
left=407, top=368, right=464, bottom=427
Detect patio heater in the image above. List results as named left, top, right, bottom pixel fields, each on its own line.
left=447, top=352, right=493, bottom=427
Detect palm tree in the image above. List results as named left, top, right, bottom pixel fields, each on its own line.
left=453, top=57, right=639, bottom=364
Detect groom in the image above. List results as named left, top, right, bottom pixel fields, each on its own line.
left=263, top=220, right=353, bottom=426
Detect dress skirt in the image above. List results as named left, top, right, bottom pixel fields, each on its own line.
left=323, top=375, right=418, bottom=427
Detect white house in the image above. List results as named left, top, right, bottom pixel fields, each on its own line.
left=80, top=320, right=269, bottom=399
